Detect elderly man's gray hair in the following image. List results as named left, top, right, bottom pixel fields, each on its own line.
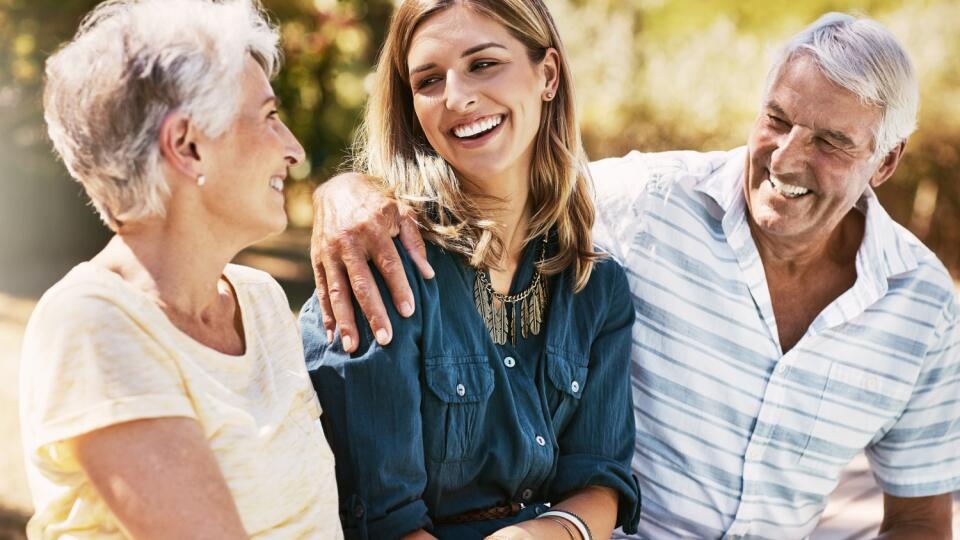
left=43, top=0, right=281, bottom=230
left=765, top=12, right=919, bottom=161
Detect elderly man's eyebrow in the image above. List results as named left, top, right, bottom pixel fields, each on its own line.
left=409, top=42, right=508, bottom=76
left=820, top=128, right=855, bottom=147
left=767, top=101, right=856, bottom=147
left=766, top=101, right=789, bottom=119
left=262, top=95, right=280, bottom=108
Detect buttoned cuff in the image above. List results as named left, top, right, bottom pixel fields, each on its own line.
left=550, top=453, right=642, bottom=534
left=345, top=495, right=432, bottom=540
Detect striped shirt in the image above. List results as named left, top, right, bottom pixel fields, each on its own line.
left=591, top=147, right=960, bottom=539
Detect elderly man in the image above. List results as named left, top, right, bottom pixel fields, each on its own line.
left=309, top=13, right=958, bottom=539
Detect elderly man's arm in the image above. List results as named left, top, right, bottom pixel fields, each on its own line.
left=310, top=173, right=433, bottom=352
left=876, top=492, right=953, bottom=539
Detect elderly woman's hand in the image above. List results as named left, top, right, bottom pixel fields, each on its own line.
left=310, top=172, right=434, bottom=352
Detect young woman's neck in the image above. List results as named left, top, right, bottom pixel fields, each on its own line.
left=469, top=168, right=531, bottom=268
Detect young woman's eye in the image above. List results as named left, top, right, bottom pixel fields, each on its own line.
left=472, top=60, right=499, bottom=71
left=416, top=77, right=440, bottom=90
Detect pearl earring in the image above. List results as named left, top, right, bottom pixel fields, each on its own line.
left=544, top=92, right=554, bottom=101
left=197, top=175, right=206, bottom=186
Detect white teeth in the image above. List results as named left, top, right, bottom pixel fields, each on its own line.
left=269, top=177, right=284, bottom=192
left=769, top=175, right=810, bottom=198
left=453, top=115, right=503, bottom=138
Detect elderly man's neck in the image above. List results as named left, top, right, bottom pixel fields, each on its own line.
left=750, top=210, right=864, bottom=276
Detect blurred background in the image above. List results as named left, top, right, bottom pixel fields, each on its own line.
left=1, top=0, right=958, bottom=537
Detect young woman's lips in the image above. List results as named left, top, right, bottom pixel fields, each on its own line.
left=449, top=115, right=505, bottom=149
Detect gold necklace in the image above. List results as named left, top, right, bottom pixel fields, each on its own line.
left=473, top=236, right=549, bottom=346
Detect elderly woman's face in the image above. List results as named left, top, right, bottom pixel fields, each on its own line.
left=406, top=5, right=555, bottom=190
left=197, top=57, right=304, bottom=237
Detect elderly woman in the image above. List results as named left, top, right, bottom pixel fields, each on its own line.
left=18, top=1, right=341, bottom=538
left=299, top=1, right=641, bottom=539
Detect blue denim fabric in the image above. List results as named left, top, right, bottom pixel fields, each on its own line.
left=300, top=238, right=641, bottom=540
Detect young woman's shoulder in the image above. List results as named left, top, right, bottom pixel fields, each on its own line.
left=580, top=248, right=631, bottom=300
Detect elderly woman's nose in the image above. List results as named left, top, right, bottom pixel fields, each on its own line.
left=283, top=125, right=306, bottom=166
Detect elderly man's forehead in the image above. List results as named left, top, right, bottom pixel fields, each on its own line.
left=768, top=55, right=881, bottom=144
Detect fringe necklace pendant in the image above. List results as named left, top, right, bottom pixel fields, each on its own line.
left=473, top=237, right=548, bottom=346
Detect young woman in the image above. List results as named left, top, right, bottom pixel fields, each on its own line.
left=299, top=1, right=640, bottom=539
left=19, top=1, right=341, bottom=538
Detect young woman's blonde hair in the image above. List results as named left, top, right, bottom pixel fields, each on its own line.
left=355, top=0, right=601, bottom=291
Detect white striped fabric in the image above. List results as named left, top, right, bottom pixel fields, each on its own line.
left=590, top=148, right=960, bottom=540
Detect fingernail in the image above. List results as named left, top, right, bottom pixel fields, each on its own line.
left=342, top=335, right=353, bottom=352
left=400, top=302, right=414, bottom=317
left=326, top=330, right=334, bottom=343
left=375, top=328, right=390, bottom=345
left=424, top=265, right=436, bottom=279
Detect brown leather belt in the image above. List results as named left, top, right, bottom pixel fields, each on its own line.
left=433, top=502, right=523, bottom=525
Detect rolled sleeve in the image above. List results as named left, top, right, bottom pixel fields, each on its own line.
left=300, top=242, right=432, bottom=540
left=866, top=300, right=960, bottom=497
left=549, top=262, right=641, bottom=533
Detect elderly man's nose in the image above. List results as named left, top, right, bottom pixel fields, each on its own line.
left=770, top=128, right=807, bottom=175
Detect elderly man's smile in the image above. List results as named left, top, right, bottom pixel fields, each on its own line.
left=768, top=175, right=812, bottom=198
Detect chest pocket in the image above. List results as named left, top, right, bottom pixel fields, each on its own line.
left=545, top=351, right=589, bottom=433
left=797, top=361, right=912, bottom=473
left=423, top=359, right=495, bottom=462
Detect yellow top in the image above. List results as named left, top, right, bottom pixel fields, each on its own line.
left=19, top=263, right=342, bottom=539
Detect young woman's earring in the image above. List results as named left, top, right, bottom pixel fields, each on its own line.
left=543, top=92, right=554, bottom=101
left=197, top=174, right=206, bottom=187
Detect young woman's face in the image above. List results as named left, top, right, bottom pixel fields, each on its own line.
left=406, top=5, right=557, bottom=190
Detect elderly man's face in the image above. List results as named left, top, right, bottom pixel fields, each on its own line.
left=744, top=54, right=892, bottom=249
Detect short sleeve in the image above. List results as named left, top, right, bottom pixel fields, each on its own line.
left=20, top=290, right=196, bottom=453
left=589, top=152, right=653, bottom=262
left=866, top=300, right=960, bottom=497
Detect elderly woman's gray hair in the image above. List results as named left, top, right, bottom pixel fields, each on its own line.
left=43, top=0, right=281, bottom=230
left=765, top=12, right=919, bottom=161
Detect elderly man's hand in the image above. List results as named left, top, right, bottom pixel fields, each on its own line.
left=310, top=173, right=434, bottom=352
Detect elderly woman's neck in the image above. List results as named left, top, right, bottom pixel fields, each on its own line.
left=95, top=221, right=243, bottom=317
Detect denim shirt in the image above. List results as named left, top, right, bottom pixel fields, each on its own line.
left=300, top=238, right=641, bottom=540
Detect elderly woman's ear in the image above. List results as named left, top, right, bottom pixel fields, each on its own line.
left=159, top=112, right=203, bottom=183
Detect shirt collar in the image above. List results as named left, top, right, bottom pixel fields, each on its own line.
left=693, top=145, right=918, bottom=284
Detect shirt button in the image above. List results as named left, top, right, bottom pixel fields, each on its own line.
left=776, top=363, right=789, bottom=375
left=535, top=435, right=546, bottom=446
left=571, top=380, right=580, bottom=393
left=353, top=504, right=364, bottom=518
left=521, top=488, right=533, bottom=500
left=504, top=356, right=516, bottom=368
left=456, top=383, right=466, bottom=397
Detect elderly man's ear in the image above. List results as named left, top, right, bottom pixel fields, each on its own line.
left=159, top=112, right=203, bottom=181
left=869, top=141, right=907, bottom=189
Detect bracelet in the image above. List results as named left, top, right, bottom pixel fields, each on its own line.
left=541, top=516, right=576, bottom=540
left=538, top=510, right=592, bottom=540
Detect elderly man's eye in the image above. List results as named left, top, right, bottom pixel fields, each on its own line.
left=267, top=110, right=279, bottom=119
left=767, top=114, right=789, bottom=129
